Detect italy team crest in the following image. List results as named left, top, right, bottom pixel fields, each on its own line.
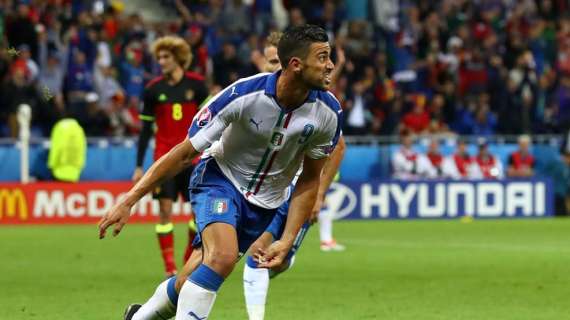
left=212, top=198, right=228, bottom=214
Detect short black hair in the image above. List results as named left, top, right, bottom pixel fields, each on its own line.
left=278, top=25, right=328, bottom=69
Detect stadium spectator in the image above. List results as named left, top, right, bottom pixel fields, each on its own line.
left=401, top=94, right=430, bottom=134
left=0, top=60, right=51, bottom=137
left=343, top=80, right=373, bottom=135
left=6, top=2, right=38, bottom=61
left=507, top=134, right=535, bottom=178
left=213, top=42, right=244, bottom=87
left=1, top=0, right=570, bottom=138
left=417, top=139, right=444, bottom=179
left=16, top=44, right=39, bottom=83
left=442, top=138, right=477, bottom=180
left=78, top=92, right=110, bottom=136
left=47, top=117, right=86, bottom=182
left=473, top=139, right=504, bottom=179
left=392, top=130, right=419, bottom=179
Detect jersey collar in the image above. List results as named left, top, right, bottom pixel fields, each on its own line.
left=264, top=71, right=318, bottom=104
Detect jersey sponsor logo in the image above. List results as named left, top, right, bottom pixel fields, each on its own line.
left=0, top=188, right=28, bottom=221
left=249, top=118, right=262, bottom=130
left=196, top=108, right=212, bottom=127
left=229, top=86, right=238, bottom=97
left=158, top=93, right=167, bottom=102
left=213, top=198, right=228, bottom=214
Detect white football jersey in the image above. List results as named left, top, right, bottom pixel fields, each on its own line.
left=188, top=72, right=343, bottom=209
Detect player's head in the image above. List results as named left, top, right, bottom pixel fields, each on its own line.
left=428, top=139, right=439, bottom=154
left=151, top=36, right=192, bottom=75
left=263, top=32, right=282, bottom=73
left=278, top=25, right=334, bottom=90
left=457, top=138, right=468, bottom=154
left=518, top=134, right=531, bottom=153
left=400, top=129, right=413, bottom=148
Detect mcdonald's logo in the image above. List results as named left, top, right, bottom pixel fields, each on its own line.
left=0, top=189, right=28, bottom=221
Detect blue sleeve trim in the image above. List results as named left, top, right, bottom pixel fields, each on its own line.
left=188, top=74, right=268, bottom=138
left=317, top=91, right=344, bottom=147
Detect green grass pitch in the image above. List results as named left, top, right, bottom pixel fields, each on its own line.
left=1, top=219, right=569, bottom=319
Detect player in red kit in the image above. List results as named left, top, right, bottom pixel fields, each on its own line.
left=507, top=135, right=535, bottom=178
left=133, top=36, right=208, bottom=277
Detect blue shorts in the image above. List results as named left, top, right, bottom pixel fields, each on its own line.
left=190, top=158, right=288, bottom=254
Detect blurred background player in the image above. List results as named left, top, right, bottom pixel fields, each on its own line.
left=507, top=134, right=535, bottom=178
left=392, top=129, right=419, bottom=179
left=242, top=31, right=346, bottom=320
left=473, top=139, right=504, bottom=179
left=47, top=116, right=86, bottom=182
left=417, top=138, right=444, bottom=179
left=442, top=138, right=477, bottom=179
left=133, top=36, right=208, bottom=277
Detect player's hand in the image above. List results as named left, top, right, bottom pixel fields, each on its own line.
left=98, top=201, right=132, bottom=239
left=309, top=196, right=324, bottom=224
left=254, top=240, right=292, bottom=269
left=132, top=167, right=144, bottom=183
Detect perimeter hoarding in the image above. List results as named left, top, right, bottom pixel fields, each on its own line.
left=0, top=179, right=554, bottom=224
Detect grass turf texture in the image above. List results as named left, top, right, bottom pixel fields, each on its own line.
left=1, top=219, right=569, bottom=320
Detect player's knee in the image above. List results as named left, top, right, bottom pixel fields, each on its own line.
left=203, top=249, right=237, bottom=276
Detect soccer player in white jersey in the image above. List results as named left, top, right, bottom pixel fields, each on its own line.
left=98, top=25, right=343, bottom=320
left=240, top=31, right=346, bottom=320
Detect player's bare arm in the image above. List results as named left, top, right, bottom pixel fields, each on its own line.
left=310, top=135, right=346, bottom=223
left=98, top=139, right=199, bottom=239
left=256, top=155, right=327, bottom=267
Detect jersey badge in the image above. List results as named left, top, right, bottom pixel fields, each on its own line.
left=185, top=89, right=194, bottom=100
left=197, top=108, right=212, bottom=127
left=212, top=198, right=228, bottom=214
left=271, top=132, right=284, bottom=146
left=158, top=93, right=167, bottom=102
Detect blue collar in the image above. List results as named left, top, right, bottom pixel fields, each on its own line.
left=264, top=71, right=318, bottom=104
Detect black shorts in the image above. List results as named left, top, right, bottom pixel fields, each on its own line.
left=152, top=166, right=194, bottom=201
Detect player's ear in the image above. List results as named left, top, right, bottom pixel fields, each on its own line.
left=289, top=57, right=303, bottom=73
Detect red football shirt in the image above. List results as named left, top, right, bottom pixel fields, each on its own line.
left=141, top=72, right=208, bottom=160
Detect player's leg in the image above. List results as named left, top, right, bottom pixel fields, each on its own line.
left=176, top=222, right=238, bottom=320
left=155, top=180, right=178, bottom=276
left=127, top=248, right=204, bottom=320
left=243, top=232, right=273, bottom=320
left=178, top=167, right=197, bottom=264
left=319, top=207, right=345, bottom=252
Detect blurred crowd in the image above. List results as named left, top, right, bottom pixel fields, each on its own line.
left=391, top=131, right=535, bottom=179
left=0, top=0, right=569, bottom=138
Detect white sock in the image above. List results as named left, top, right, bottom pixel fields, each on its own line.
left=243, top=261, right=269, bottom=320
left=319, top=210, right=333, bottom=243
left=175, top=280, right=217, bottom=320
left=133, top=279, right=176, bottom=320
